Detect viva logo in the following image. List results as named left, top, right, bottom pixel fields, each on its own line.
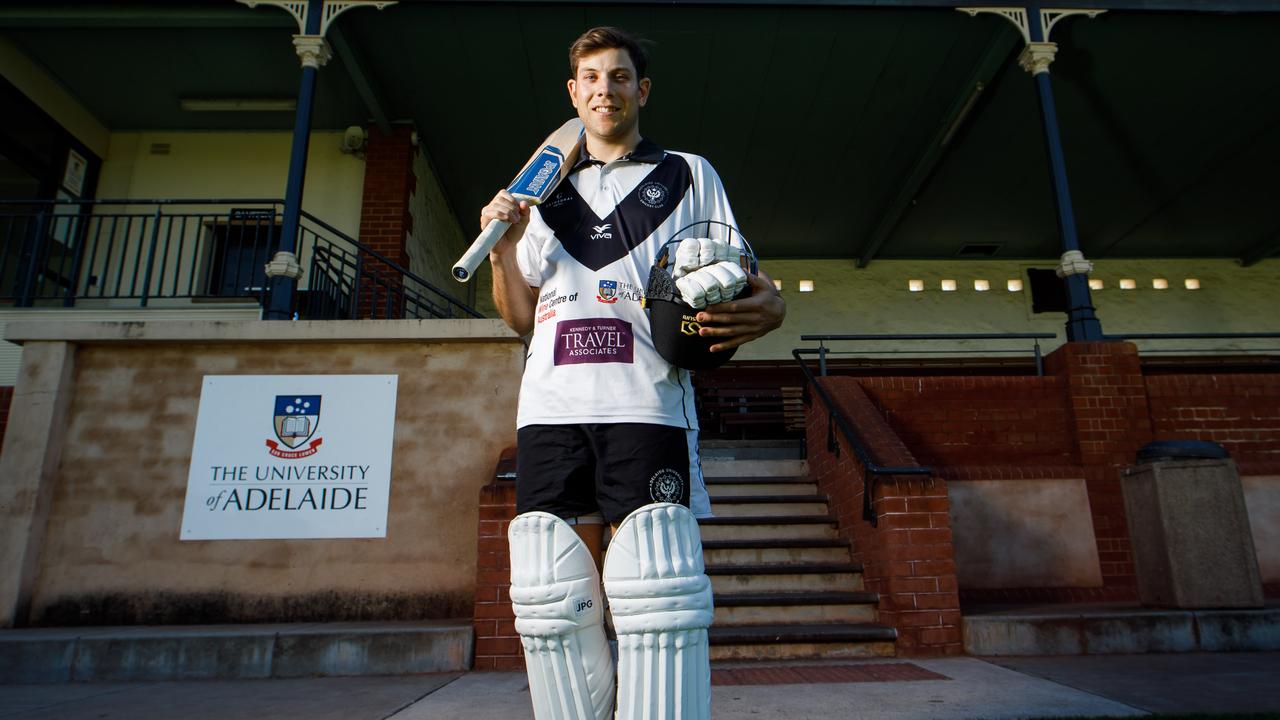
left=590, top=223, right=613, bottom=240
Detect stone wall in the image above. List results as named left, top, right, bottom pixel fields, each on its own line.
left=0, top=319, right=522, bottom=628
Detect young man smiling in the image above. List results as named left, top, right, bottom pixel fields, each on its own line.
left=482, top=27, right=784, bottom=720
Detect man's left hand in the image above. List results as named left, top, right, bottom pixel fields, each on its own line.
left=695, top=269, right=786, bottom=353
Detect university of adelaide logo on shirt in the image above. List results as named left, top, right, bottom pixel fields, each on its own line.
left=554, top=318, right=634, bottom=365
left=597, top=279, right=619, bottom=303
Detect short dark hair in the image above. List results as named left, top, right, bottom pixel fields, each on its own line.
left=568, top=26, right=648, bottom=79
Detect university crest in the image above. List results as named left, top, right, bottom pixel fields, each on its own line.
left=267, top=395, right=323, bottom=459
left=597, top=279, right=619, bottom=304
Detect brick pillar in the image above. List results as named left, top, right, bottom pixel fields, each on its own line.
left=807, top=378, right=963, bottom=656
left=1046, top=341, right=1152, bottom=594
left=472, top=448, right=523, bottom=670
left=356, top=125, right=415, bottom=317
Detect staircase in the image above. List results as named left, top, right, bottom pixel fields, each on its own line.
left=698, top=440, right=897, bottom=660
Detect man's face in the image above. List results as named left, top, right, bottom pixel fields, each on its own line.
left=567, top=47, right=650, bottom=143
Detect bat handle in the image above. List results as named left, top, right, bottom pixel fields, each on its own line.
left=452, top=218, right=511, bottom=282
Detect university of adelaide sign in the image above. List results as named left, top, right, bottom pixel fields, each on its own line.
left=182, top=375, right=398, bottom=540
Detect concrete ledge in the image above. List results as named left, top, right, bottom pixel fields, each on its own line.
left=0, top=620, right=473, bottom=684
left=3, top=318, right=518, bottom=345
left=963, top=604, right=1280, bottom=656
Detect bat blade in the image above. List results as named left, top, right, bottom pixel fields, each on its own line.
left=453, top=119, right=585, bottom=282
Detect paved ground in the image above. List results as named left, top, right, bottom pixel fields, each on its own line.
left=988, top=652, right=1280, bottom=716
left=2, top=653, right=1278, bottom=719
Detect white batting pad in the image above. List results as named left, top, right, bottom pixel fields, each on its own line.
left=508, top=512, right=615, bottom=720
left=603, top=503, right=714, bottom=720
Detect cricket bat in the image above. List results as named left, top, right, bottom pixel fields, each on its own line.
left=452, top=118, right=585, bottom=281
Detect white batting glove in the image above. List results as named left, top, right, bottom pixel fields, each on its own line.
left=671, top=238, right=737, bottom=279
left=675, top=260, right=748, bottom=309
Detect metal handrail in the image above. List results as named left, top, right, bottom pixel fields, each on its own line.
left=299, top=209, right=481, bottom=318
left=1105, top=333, right=1280, bottom=340
left=792, top=348, right=932, bottom=527
left=801, top=333, right=1058, bottom=376
left=0, top=198, right=482, bottom=319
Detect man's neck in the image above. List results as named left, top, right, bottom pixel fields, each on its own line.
left=584, top=131, right=641, bottom=163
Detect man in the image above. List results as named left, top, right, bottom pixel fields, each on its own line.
left=481, top=27, right=784, bottom=720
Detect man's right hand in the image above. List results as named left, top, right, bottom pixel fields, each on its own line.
left=480, top=190, right=531, bottom=259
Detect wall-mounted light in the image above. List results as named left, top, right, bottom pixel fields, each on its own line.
left=1185, top=278, right=1201, bottom=290
left=941, top=279, right=957, bottom=292
left=773, top=279, right=783, bottom=291
left=908, top=279, right=924, bottom=292
left=1007, top=279, right=1023, bottom=292
left=1089, top=278, right=1104, bottom=290
left=1119, top=278, right=1136, bottom=290
left=1152, top=278, right=1169, bottom=290
left=798, top=280, right=814, bottom=292
left=974, top=279, right=990, bottom=292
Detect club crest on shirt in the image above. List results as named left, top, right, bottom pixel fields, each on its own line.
left=597, top=279, right=619, bottom=303
left=638, top=182, right=670, bottom=209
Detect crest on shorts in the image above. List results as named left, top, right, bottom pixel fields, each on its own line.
left=649, top=468, right=684, bottom=503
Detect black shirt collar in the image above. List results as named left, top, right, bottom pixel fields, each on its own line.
left=572, top=138, right=666, bottom=172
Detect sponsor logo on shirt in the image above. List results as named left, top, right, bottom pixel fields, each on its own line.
left=590, top=223, right=613, bottom=240
left=545, top=190, right=573, bottom=209
left=536, top=288, right=578, bottom=324
left=554, top=318, right=634, bottom=365
left=638, top=182, right=669, bottom=209
left=597, top=279, right=619, bottom=303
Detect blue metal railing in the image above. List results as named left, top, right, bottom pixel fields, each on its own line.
left=0, top=198, right=481, bottom=319
left=801, top=333, right=1058, bottom=376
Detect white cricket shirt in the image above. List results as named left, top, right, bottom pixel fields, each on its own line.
left=514, top=139, right=738, bottom=430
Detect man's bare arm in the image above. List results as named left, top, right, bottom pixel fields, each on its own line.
left=481, top=191, right=537, bottom=335
left=694, top=269, right=786, bottom=352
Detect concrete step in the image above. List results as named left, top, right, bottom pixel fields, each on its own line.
left=962, top=604, right=1280, bottom=655
left=0, top=620, right=473, bottom=684
left=714, top=591, right=880, bottom=625
left=710, top=495, right=830, bottom=517
left=699, top=516, right=839, bottom=542
left=703, top=539, right=851, bottom=565
left=701, top=459, right=807, bottom=478
left=707, top=563, right=864, bottom=593
left=699, top=439, right=805, bottom=460
left=706, top=479, right=818, bottom=497
left=708, top=623, right=897, bottom=661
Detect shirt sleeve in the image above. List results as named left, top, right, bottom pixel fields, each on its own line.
left=691, top=155, right=741, bottom=243
left=515, top=210, right=552, bottom=287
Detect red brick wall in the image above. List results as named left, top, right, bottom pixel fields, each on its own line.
left=1145, top=374, right=1280, bottom=461
left=809, top=378, right=963, bottom=657
left=472, top=449, right=522, bottom=670
left=359, top=125, right=415, bottom=267
left=1045, top=342, right=1150, bottom=595
left=857, top=377, right=1074, bottom=466
left=0, top=386, right=12, bottom=448
left=356, top=125, right=415, bottom=318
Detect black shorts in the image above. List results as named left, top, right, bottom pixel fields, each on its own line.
left=516, top=423, right=691, bottom=524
